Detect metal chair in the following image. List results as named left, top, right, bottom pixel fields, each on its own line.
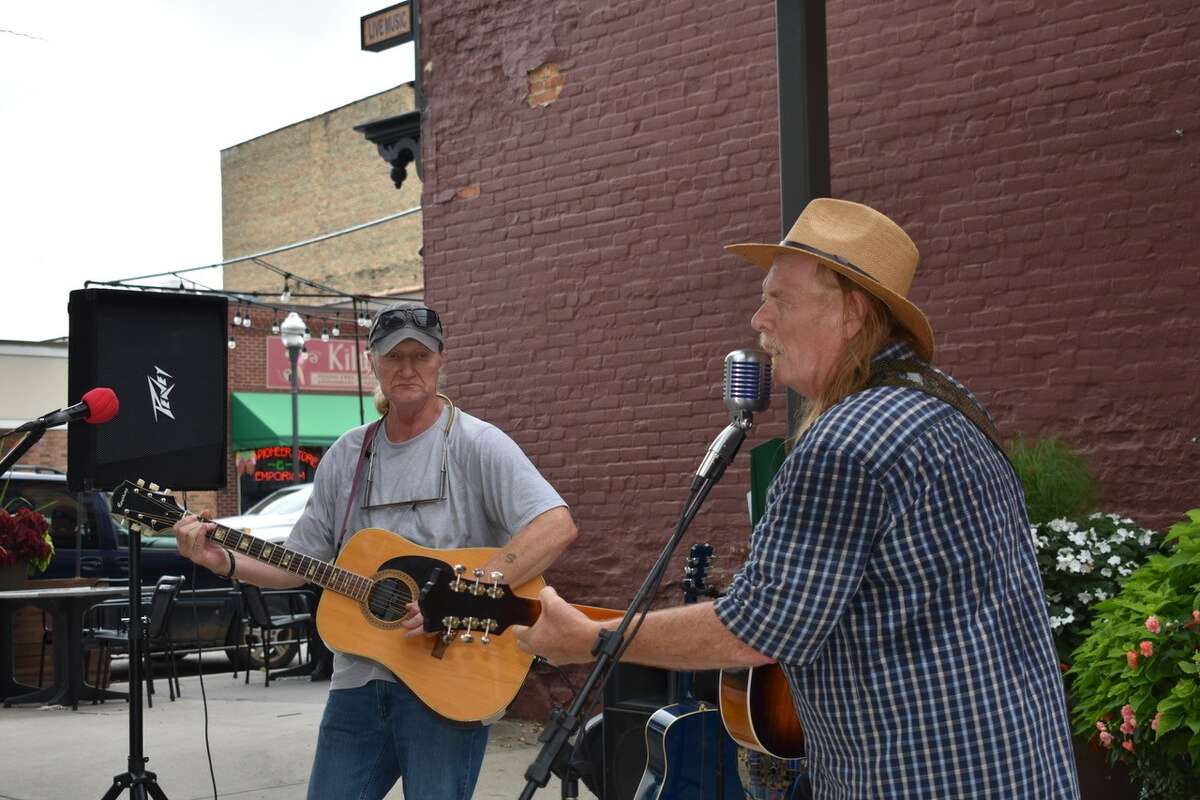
left=85, top=575, right=185, bottom=706
left=237, top=582, right=314, bottom=687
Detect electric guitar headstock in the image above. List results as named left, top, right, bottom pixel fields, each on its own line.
left=681, top=542, right=718, bottom=604
left=111, top=479, right=187, bottom=536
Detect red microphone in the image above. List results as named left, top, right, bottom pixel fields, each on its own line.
left=80, top=387, right=120, bottom=424
left=12, top=387, right=120, bottom=432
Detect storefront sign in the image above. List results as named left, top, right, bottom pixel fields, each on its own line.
left=361, top=2, right=413, bottom=52
left=253, top=445, right=320, bottom=484
left=266, top=338, right=378, bottom=392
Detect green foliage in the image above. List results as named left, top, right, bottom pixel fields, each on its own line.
left=1008, top=437, right=1098, bottom=523
left=1067, top=510, right=1200, bottom=799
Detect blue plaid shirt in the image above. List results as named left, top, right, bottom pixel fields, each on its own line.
left=714, top=342, right=1080, bottom=799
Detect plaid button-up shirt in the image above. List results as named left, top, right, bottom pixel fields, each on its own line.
left=714, top=342, right=1079, bottom=799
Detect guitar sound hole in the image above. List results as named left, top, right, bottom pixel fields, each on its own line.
left=366, top=577, right=412, bottom=623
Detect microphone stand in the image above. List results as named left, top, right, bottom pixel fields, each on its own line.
left=518, top=412, right=753, bottom=800
left=0, top=425, right=48, bottom=475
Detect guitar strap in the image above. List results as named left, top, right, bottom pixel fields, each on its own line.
left=336, top=418, right=384, bottom=552
left=868, top=358, right=1012, bottom=466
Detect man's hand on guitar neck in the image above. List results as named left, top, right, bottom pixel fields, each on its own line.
left=173, top=513, right=230, bottom=574
left=512, top=586, right=602, bottom=665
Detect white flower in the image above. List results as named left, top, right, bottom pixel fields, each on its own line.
left=1068, top=531, right=1088, bottom=547
left=1101, top=568, right=1113, bottom=578
left=1138, top=533, right=1152, bottom=547
left=1108, top=555, right=1122, bottom=566
left=1077, top=592, right=1093, bottom=604
left=1096, top=541, right=1111, bottom=554
left=1049, top=519, right=1079, bottom=533
left=1094, top=590, right=1107, bottom=601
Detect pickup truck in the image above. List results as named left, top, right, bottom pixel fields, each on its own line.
left=2, top=467, right=307, bottom=670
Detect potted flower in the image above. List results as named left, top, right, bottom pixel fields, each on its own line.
left=0, top=505, right=55, bottom=588
left=1067, top=509, right=1200, bottom=799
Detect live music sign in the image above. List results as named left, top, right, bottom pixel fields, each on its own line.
left=361, top=2, right=413, bottom=52
left=266, top=339, right=378, bottom=392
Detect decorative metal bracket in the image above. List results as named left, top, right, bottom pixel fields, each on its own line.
left=354, top=110, right=422, bottom=190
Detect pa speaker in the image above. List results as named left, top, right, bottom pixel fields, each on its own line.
left=67, top=288, right=228, bottom=491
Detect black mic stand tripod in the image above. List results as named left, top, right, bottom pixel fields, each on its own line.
left=517, top=411, right=754, bottom=799
left=100, top=477, right=169, bottom=800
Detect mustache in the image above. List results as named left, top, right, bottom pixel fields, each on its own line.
left=758, top=333, right=781, bottom=353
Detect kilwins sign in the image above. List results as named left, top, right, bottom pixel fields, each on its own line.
left=266, top=339, right=378, bottom=392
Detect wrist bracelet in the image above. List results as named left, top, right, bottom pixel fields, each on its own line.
left=223, top=551, right=237, bottom=580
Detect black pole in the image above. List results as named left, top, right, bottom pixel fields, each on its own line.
left=777, top=0, right=830, bottom=429
left=100, top=481, right=169, bottom=800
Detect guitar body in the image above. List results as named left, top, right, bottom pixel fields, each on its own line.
left=316, top=528, right=545, bottom=724
left=719, top=664, right=805, bottom=760
left=633, top=702, right=743, bottom=800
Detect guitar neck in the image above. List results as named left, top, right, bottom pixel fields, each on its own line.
left=517, top=598, right=623, bottom=627
left=207, top=524, right=370, bottom=601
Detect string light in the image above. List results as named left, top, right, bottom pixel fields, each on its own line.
left=242, top=313, right=251, bottom=328
left=280, top=277, right=291, bottom=303
left=227, top=335, right=236, bottom=350
left=320, top=327, right=329, bottom=342
left=233, top=309, right=242, bottom=326
left=331, top=322, right=341, bottom=337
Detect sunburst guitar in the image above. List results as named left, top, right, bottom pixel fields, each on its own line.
left=111, top=479, right=620, bottom=724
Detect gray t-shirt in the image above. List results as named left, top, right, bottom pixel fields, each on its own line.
left=286, top=403, right=566, bottom=690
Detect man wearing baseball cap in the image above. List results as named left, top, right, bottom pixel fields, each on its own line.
left=517, top=199, right=1079, bottom=799
left=175, top=302, right=577, bottom=800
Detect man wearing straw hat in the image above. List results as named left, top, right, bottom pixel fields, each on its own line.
left=517, top=199, right=1080, bottom=798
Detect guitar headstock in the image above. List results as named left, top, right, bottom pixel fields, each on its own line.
left=111, top=479, right=186, bottom=536
left=417, top=565, right=532, bottom=643
left=682, top=542, right=718, bottom=602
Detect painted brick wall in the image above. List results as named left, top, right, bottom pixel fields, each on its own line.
left=418, top=0, right=1198, bottom=711
left=823, top=0, right=1199, bottom=529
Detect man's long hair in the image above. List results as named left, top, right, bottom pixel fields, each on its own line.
left=792, top=271, right=915, bottom=439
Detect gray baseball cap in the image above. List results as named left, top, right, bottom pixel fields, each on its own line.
left=368, top=302, right=444, bottom=354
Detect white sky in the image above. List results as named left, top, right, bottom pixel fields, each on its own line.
left=0, top=1, right=415, bottom=342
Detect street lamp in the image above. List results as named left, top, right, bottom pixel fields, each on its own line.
left=280, top=311, right=307, bottom=484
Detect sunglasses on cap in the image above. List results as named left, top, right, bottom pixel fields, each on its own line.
left=367, top=307, right=442, bottom=346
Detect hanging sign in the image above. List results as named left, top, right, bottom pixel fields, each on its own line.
left=266, top=338, right=377, bottom=392
left=361, top=2, right=414, bottom=52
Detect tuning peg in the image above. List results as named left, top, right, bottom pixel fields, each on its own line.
left=149, top=482, right=160, bottom=491
left=136, top=479, right=145, bottom=487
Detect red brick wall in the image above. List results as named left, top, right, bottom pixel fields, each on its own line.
left=823, top=0, right=1199, bottom=529
left=418, top=2, right=1199, bottom=715
left=420, top=0, right=783, bottom=620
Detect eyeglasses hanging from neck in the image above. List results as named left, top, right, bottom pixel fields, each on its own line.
left=360, top=394, right=457, bottom=512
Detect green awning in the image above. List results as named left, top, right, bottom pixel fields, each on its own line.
left=231, top=392, right=380, bottom=451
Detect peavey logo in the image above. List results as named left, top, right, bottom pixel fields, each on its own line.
left=147, top=366, right=176, bottom=421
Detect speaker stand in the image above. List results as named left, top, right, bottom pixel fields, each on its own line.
left=98, top=485, right=170, bottom=800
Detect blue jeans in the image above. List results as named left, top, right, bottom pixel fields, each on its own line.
left=306, top=680, right=490, bottom=800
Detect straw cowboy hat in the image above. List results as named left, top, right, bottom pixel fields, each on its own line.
left=726, top=198, right=935, bottom=361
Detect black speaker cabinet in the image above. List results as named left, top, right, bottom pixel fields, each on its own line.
left=67, top=288, right=229, bottom=491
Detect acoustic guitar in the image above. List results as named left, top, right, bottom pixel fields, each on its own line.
left=111, top=479, right=620, bottom=724
left=718, top=663, right=805, bottom=760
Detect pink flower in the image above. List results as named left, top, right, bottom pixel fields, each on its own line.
left=1193, top=610, right=1200, bottom=624
left=1095, top=720, right=1108, bottom=732
left=1140, top=640, right=1154, bottom=658
left=1127, top=651, right=1139, bottom=669
left=1120, top=719, right=1136, bottom=735
left=1152, top=711, right=1163, bottom=732
left=1121, top=705, right=1135, bottom=722
left=1145, top=616, right=1161, bottom=634
left=1099, top=731, right=1114, bottom=747
left=1122, top=740, right=1135, bottom=752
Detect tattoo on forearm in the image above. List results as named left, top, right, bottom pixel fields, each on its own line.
left=504, top=553, right=517, bottom=564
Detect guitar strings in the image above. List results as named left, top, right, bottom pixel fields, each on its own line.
left=126, top=507, right=426, bottom=620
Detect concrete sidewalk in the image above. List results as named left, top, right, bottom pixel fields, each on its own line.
left=0, top=671, right=597, bottom=800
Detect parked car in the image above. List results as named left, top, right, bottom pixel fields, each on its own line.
left=1, top=466, right=311, bottom=670
left=212, top=483, right=313, bottom=543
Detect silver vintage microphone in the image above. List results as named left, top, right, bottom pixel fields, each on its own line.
left=693, top=349, right=772, bottom=487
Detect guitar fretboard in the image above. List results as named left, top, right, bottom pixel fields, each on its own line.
left=209, top=525, right=371, bottom=601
